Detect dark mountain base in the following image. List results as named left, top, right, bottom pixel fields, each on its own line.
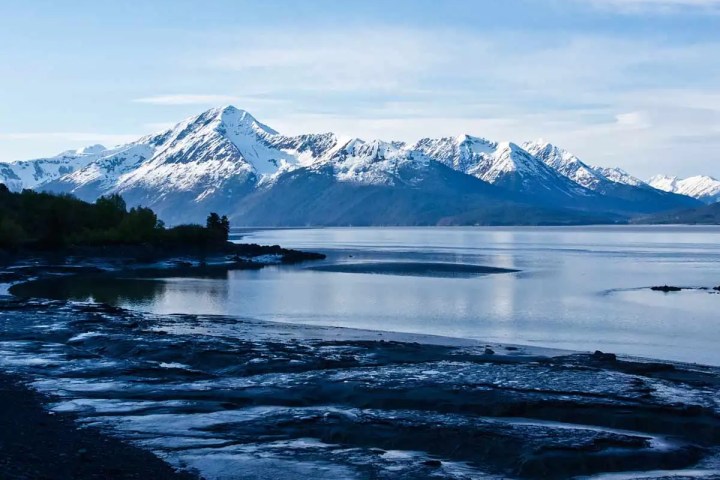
left=633, top=202, right=720, bottom=224
left=230, top=167, right=623, bottom=226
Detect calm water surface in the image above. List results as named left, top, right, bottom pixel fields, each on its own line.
left=47, top=227, right=720, bottom=364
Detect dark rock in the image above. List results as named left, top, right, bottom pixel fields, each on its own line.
left=484, top=347, right=495, bottom=355
left=504, top=346, right=519, bottom=351
left=592, top=350, right=617, bottom=362
left=650, top=285, right=682, bottom=292
left=422, top=459, right=442, bottom=467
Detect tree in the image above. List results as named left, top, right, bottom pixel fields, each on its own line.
left=206, top=212, right=230, bottom=241
left=0, top=187, right=231, bottom=251
left=117, top=207, right=162, bottom=243
left=206, top=212, right=221, bottom=230
left=0, top=216, right=26, bottom=248
left=95, top=194, right=127, bottom=229
left=220, top=215, right=230, bottom=240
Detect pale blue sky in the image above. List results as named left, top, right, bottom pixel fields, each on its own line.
left=1, top=0, right=719, bottom=177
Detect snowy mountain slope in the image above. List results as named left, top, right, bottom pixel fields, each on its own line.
left=302, top=138, right=436, bottom=187
left=592, top=166, right=645, bottom=188
left=0, top=105, right=706, bottom=225
left=523, top=140, right=611, bottom=191
left=0, top=144, right=113, bottom=192
left=524, top=140, right=649, bottom=191
left=0, top=163, right=22, bottom=192
left=45, top=143, right=156, bottom=201
left=648, top=175, right=720, bottom=204
left=471, top=142, right=591, bottom=198
left=523, top=140, right=700, bottom=212
left=415, top=136, right=595, bottom=204
left=43, top=107, right=311, bottom=219
left=413, top=135, right=495, bottom=173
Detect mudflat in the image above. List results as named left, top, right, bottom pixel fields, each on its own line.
left=307, top=261, right=519, bottom=278
left=1, top=295, right=719, bottom=478
left=0, top=371, right=199, bottom=479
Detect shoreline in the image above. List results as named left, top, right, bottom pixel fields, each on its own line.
left=0, top=247, right=327, bottom=480
left=1, top=256, right=720, bottom=478
left=0, top=371, right=201, bottom=479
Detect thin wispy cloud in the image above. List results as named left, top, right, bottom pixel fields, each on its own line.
left=205, top=28, right=476, bottom=93
left=133, top=94, right=241, bottom=105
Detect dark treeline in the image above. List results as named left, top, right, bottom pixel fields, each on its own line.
left=0, top=184, right=230, bottom=251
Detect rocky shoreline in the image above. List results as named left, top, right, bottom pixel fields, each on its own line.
left=0, top=245, right=327, bottom=479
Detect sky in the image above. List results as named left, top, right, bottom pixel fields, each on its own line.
left=0, top=0, right=719, bottom=179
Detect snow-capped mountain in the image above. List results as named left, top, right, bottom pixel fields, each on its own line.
left=308, top=138, right=427, bottom=186
left=523, top=140, right=604, bottom=190
left=524, top=140, right=646, bottom=191
left=521, top=140, right=699, bottom=212
left=43, top=107, right=318, bottom=219
left=469, top=141, right=591, bottom=199
left=0, top=106, right=703, bottom=225
left=648, top=175, right=720, bottom=204
left=414, top=136, right=601, bottom=206
left=413, top=134, right=495, bottom=173
left=0, top=144, right=112, bottom=192
left=591, top=166, right=645, bottom=188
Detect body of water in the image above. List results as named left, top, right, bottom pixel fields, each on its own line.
left=28, top=226, right=720, bottom=365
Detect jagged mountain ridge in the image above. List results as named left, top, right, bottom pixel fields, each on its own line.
left=0, top=144, right=114, bottom=192
left=648, top=175, right=720, bottom=204
left=523, top=140, right=698, bottom=212
left=0, top=106, right=703, bottom=225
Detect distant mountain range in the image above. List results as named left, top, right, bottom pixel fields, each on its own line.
left=648, top=175, right=720, bottom=204
left=0, top=106, right=710, bottom=226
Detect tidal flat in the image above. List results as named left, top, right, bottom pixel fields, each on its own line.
left=0, top=295, right=719, bottom=479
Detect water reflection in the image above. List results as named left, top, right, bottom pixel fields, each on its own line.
left=11, top=276, right=167, bottom=306
left=11, top=226, right=720, bottom=365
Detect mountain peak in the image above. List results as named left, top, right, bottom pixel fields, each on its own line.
left=456, top=134, right=494, bottom=147
left=76, top=144, right=107, bottom=155
left=523, top=139, right=567, bottom=158
left=688, top=174, right=719, bottom=182
left=209, top=105, right=278, bottom=136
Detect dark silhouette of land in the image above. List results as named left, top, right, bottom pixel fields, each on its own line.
left=0, top=186, right=324, bottom=265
